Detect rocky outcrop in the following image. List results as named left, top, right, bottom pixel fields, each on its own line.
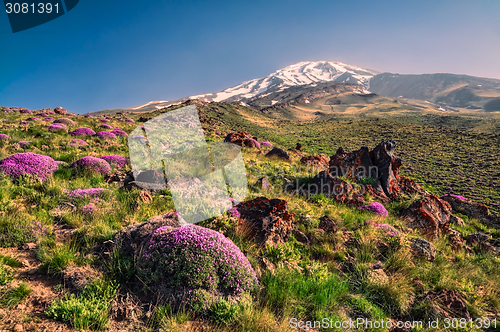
left=54, top=106, right=67, bottom=115
left=297, top=171, right=353, bottom=203
left=440, top=194, right=500, bottom=228
left=265, top=147, right=291, bottom=161
left=466, top=233, right=500, bottom=254
left=416, top=289, right=471, bottom=320
left=224, top=131, right=252, bottom=146
left=300, top=155, right=329, bottom=169
left=410, top=238, right=436, bottom=262
left=401, top=194, right=452, bottom=239
left=328, top=140, right=426, bottom=203
left=319, top=215, right=338, bottom=233
left=236, top=196, right=295, bottom=245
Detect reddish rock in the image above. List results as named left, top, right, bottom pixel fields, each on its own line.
left=329, top=146, right=374, bottom=179
left=401, top=194, right=452, bottom=239
left=236, top=196, right=295, bottom=245
left=224, top=131, right=252, bottom=146
left=418, top=289, right=471, bottom=320
left=243, top=138, right=259, bottom=148
left=297, top=171, right=353, bottom=203
left=300, top=155, right=329, bottom=169
left=54, top=106, right=67, bottom=114
left=441, top=194, right=499, bottom=228
left=265, top=147, right=291, bottom=161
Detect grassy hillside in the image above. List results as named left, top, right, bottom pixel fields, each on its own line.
left=0, top=104, right=499, bottom=331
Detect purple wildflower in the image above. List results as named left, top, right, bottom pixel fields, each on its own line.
left=19, top=108, right=32, bottom=114
left=70, top=127, right=96, bottom=136
left=18, top=141, right=32, bottom=148
left=100, top=155, right=129, bottom=168
left=228, top=207, right=240, bottom=218
left=100, top=118, right=110, bottom=123
left=69, top=139, right=89, bottom=147
left=81, top=203, right=96, bottom=216
left=99, top=124, right=113, bottom=129
left=70, top=156, right=112, bottom=175
left=0, top=152, right=58, bottom=182
left=68, top=188, right=110, bottom=198
left=260, top=141, right=274, bottom=147
left=43, top=117, right=55, bottom=121
left=48, top=123, right=68, bottom=132
left=111, top=129, right=128, bottom=137
left=84, top=114, right=93, bottom=118
left=95, top=131, right=117, bottom=140
left=359, top=202, right=389, bottom=217
left=0, top=134, right=10, bottom=141
left=125, top=118, right=134, bottom=123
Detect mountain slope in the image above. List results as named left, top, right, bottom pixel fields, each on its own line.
left=189, top=61, right=379, bottom=102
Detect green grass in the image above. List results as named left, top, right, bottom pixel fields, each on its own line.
left=0, top=282, right=32, bottom=307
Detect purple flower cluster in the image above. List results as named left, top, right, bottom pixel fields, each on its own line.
left=68, top=188, right=110, bottom=198
left=100, top=118, right=110, bottom=123
left=69, top=139, right=89, bottom=147
left=70, top=156, right=112, bottom=175
left=138, top=224, right=258, bottom=299
left=0, top=134, right=10, bottom=141
left=111, top=129, right=128, bottom=137
left=125, top=118, right=134, bottom=123
left=100, top=155, right=129, bottom=168
left=366, top=220, right=399, bottom=237
left=439, top=194, right=467, bottom=200
left=84, top=114, right=93, bottom=118
left=359, top=202, right=389, bottom=217
left=260, top=141, right=274, bottom=147
left=70, top=127, right=96, bottom=136
left=43, top=117, right=55, bottom=121
left=53, top=118, right=76, bottom=125
left=228, top=207, right=240, bottom=218
left=95, top=131, right=117, bottom=140
left=0, top=152, right=58, bottom=182
left=48, top=123, right=68, bottom=132
left=19, top=108, right=32, bottom=114
left=99, top=124, right=113, bottom=129
left=81, top=203, right=96, bottom=216
left=0, top=220, right=50, bottom=247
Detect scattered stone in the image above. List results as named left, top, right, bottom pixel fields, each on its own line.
left=410, top=238, right=437, bottom=262
left=62, top=265, right=100, bottom=292
left=224, top=131, right=251, bottom=146
left=449, top=215, right=465, bottom=226
left=49, top=202, right=77, bottom=220
left=441, top=194, right=500, bottom=228
left=260, top=257, right=276, bottom=275
left=466, top=232, right=491, bottom=245
left=293, top=229, right=310, bottom=245
left=318, top=215, right=338, bottom=233
left=265, top=147, right=291, bottom=161
left=417, top=289, right=471, bottom=320
left=295, top=143, right=302, bottom=151
left=255, top=177, right=272, bottom=193
left=367, top=269, right=388, bottom=284
left=300, top=155, right=329, bottom=169
left=139, top=190, right=152, bottom=203
left=21, top=242, right=36, bottom=250
left=13, top=324, right=24, bottom=332
left=236, top=196, right=295, bottom=245
left=401, top=194, right=452, bottom=239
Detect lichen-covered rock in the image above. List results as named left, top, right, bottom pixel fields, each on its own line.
left=415, top=289, right=471, bottom=320
left=401, top=194, right=452, bottom=239
left=265, top=147, right=290, bottom=161
left=440, top=194, right=499, bottom=228
left=300, top=155, right=329, bottom=169
left=318, top=215, right=338, bottom=233
left=224, top=131, right=251, bottom=146
left=410, top=238, right=437, bottom=262
left=236, top=196, right=295, bottom=245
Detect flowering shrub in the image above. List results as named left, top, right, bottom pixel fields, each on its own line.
left=84, top=114, right=93, bottom=118
left=68, top=188, right=110, bottom=198
left=19, top=108, right=32, bottom=114
left=125, top=118, right=134, bottom=123
left=359, top=202, right=389, bottom=217
left=20, top=121, right=29, bottom=126
left=100, top=118, right=109, bottom=123
left=100, top=155, right=129, bottom=169
left=69, top=139, right=89, bottom=147
left=228, top=207, right=240, bottom=218
left=53, top=118, right=76, bottom=125
left=0, top=152, right=58, bottom=182
left=0, top=134, right=10, bottom=141
left=244, top=138, right=261, bottom=149
left=111, top=129, right=128, bottom=137
left=99, top=124, right=113, bottom=129
left=0, top=220, right=50, bottom=247
left=43, top=117, right=55, bottom=121
left=81, top=203, right=96, bottom=217
left=95, top=131, right=117, bottom=140
left=137, top=225, right=258, bottom=308
left=261, top=141, right=274, bottom=147
left=70, top=156, right=112, bottom=175
left=18, top=141, right=32, bottom=148
left=70, top=127, right=96, bottom=136
left=48, top=123, right=68, bottom=133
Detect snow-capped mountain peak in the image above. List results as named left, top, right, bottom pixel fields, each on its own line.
left=190, top=61, right=378, bottom=102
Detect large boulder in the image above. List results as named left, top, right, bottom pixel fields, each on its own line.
left=224, top=131, right=251, bottom=146
left=236, top=197, right=295, bottom=245
left=410, top=238, right=437, bottom=262
left=401, top=194, right=452, bottom=239
left=300, top=155, right=329, bottom=169
left=297, top=171, right=354, bottom=203
left=440, top=194, right=500, bottom=228
left=265, top=147, right=291, bottom=161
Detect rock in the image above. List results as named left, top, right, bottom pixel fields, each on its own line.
left=49, top=202, right=77, bottom=220
left=0, top=308, right=6, bottom=318
left=329, top=146, right=375, bottom=179
left=401, top=194, right=452, bottom=239
left=465, top=233, right=500, bottom=254
left=236, top=196, right=295, bottom=245
left=293, top=229, right=310, bottom=245
left=297, top=171, right=353, bottom=203
left=466, top=232, right=491, bottom=245
left=295, top=143, right=302, bottom=151
left=417, top=289, right=471, bottom=320
left=410, top=238, right=437, bottom=262
left=224, top=131, right=251, bottom=146
left=243, top=138, right=259, bottom=148
left=16, top=304, right=26, bottom=310
left=62, top=265, right=99, bottom=292
left=13, top=324, right=24, bottom=332
left=318, top=215, right=338, bottom=233
left=265, top=147, right=291, bottom=161
left=449, top=215, right=465, bottom=226
left=440, top=194, right=500, bottom=228
left=54, top=106, right=67, bottom=114
left=260, top=257, right=276, bottom=275
left=139, top=190, right=152, bottom=203
left=300, top=155, right=329, bottom=169
left=113, top=213, right=183, bottom=257
left=18, top=259, right=31, bottom=268
left=21, top=242, right=36, bottom=250
left=367, top=269, right=388, bottom=284
left=256, top=177, right=272, bottom=192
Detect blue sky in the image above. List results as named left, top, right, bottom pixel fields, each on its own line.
left=1, top=0, right=499, bottom=113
